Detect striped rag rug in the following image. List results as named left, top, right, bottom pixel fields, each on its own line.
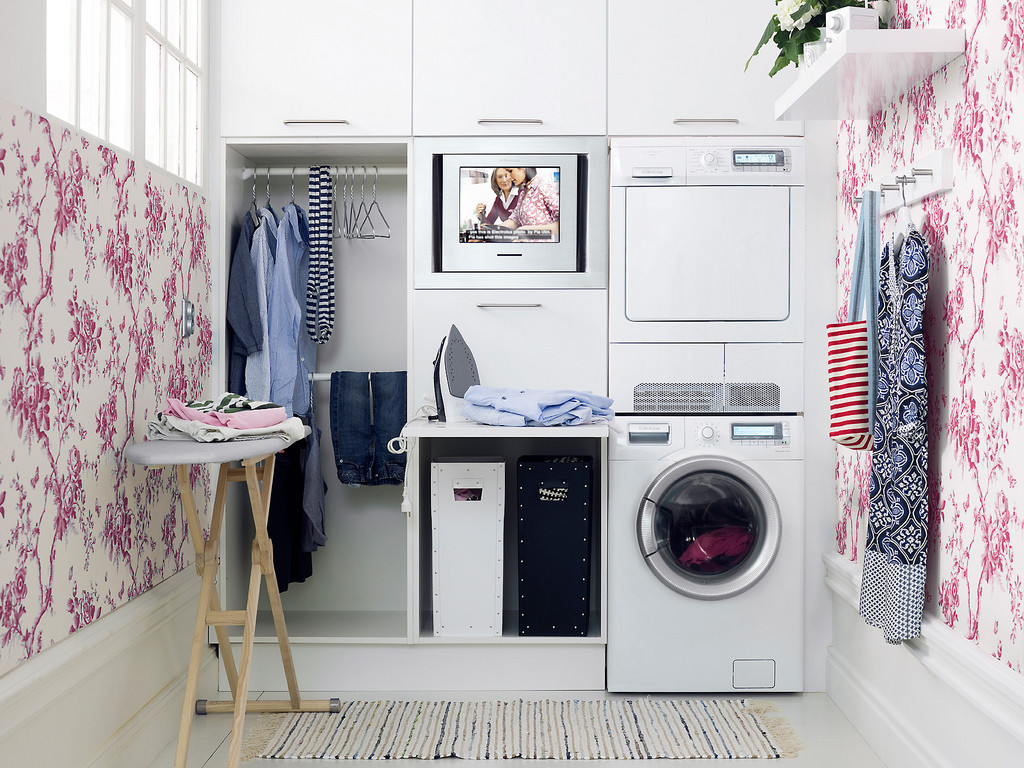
left=242, top=699, right=802, bottom=760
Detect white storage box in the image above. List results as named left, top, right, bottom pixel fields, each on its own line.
left=430, top=460, right=505, bottom=636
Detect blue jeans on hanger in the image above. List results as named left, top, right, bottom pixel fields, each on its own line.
left=329, top=371, right=407, bottom=486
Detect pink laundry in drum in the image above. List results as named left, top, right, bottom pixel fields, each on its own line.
left=679, top=527, right=755, bottom=573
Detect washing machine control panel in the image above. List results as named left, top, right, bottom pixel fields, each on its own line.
left=728, top=420, right=791, bottom=447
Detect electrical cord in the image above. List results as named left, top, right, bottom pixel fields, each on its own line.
left=387, top=404, right=437, bottom=516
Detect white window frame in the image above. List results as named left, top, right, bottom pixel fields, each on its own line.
left=144, top=0, right=206, bottom=185
left=46, top=0, right=207, bottom=188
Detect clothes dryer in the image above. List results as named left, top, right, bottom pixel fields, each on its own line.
left=607, top=415, right=804, bottom=692
left=608, top=138, right=805, bottom=414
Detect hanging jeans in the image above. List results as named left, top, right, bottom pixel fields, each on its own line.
left=329, top=371, right=407, bottom=486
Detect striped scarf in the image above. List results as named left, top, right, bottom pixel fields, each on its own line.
left=306, top=165, right=336, bottom=343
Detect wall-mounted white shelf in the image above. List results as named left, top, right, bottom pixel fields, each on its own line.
left=775, top=29, right=966, bottom=121
left=404, top=421, right=610, bottom=439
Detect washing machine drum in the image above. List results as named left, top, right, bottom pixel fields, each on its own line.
left=637, top=455, right=782, bottom=600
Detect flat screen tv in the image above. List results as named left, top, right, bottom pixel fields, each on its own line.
left=433, top=152, right=587, bottom=273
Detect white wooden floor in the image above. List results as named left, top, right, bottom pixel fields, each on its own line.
left=146, top=691, right=887, bottom=767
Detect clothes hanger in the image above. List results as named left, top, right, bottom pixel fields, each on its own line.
left=353, top=166, right=373, bottom=239
left=892, top=177, right=914, bottom=256
left=359, top=166, right=390, bottom=239
left=251, top=168, right=261, bottom=229
left=290, top=167, right=296, bottom=205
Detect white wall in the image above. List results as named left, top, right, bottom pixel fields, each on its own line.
left=0, top=0, right=46, bottom=114
left=802, top=119, right=838, bottom=692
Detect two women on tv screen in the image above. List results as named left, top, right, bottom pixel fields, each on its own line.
left=474, top=167, right=559, bottom=239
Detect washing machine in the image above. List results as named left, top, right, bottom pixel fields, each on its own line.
left=607, top=414, right=804, bottom=693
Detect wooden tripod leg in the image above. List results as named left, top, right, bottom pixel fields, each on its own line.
left=226, top=543, right=263, bottom=768
left=178, top=464, right=240, bottom=697
left=244, top=455, right=302, bottom=708
left=173, top=498, right=222, bottom=768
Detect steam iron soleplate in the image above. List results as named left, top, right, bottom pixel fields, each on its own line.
left=433, top=324, right=480, bottom=422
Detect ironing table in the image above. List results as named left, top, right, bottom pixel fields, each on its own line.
left=126, top=433, right=339, bottom=768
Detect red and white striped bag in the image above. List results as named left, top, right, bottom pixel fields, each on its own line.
left=826, top=320, right=872, bottom=449
left=828, top=190, right=879, bottom=451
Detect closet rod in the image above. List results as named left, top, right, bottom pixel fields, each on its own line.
left=241, top=166, right=406, bottom=180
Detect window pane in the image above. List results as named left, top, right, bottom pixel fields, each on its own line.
left=185, top=0, right=199, bottom=63
left=46, top=0, right=77, bottom=123
left=108, top=7, right=132, bottom=150
left=166, top=0, right=181, bottom=50
left=146, top=0, right=162, bottom=32
left=145, top=35, right=161, bottom=165
left=165, top=52, right=181, bottom=176
left=184, top=67, right=199, bottom=184
left=79, top=0, right=106, bottom=137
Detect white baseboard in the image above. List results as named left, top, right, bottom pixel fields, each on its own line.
left=824, top=553, right=1024, bottom=768
left=0, top=569, right=217, bottom=768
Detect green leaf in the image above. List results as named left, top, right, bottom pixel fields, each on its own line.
left=745, top=17, right=780, bottom=71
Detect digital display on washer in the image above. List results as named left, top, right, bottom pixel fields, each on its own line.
left=732, top=149, right=785, bottom=167
left=732, top=423, right=783, bottom=440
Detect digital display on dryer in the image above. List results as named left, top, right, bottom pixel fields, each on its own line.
left=732, top=150, right=785, bottom=167
left=732, top=423, right=782, bottom=440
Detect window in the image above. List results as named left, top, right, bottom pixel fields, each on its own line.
left=46, top=0, right=205, bottom=186
left=145, top=0, right=203, bottom=184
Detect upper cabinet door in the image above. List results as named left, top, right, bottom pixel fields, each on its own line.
left=219, top=0, right=412, bottom=137
left=413, top=1, right=606, bottom=136
left=608, top=0, right=803, bottom=136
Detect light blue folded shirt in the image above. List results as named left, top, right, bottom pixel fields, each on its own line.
left=462, top=386, right=614, bottom=427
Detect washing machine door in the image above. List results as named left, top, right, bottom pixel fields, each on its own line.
left=637, top=455, right=781, bottom=600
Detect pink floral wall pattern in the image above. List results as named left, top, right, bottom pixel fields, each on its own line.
left=836, top=1, right=1024, bottom=672
left=0, top=98, right=211, bottom=678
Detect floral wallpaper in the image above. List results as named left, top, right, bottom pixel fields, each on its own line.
left=0, top=98, right=211, bottom=679
left=835, top=1, right=1024, bottom=672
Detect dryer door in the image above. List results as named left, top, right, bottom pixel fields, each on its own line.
left=637, top=455, right=781, bottom=600
left=623, top=185, right=791, bottom=322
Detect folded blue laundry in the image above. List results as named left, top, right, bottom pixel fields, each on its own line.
left=462, top=386, right=614, bottom=427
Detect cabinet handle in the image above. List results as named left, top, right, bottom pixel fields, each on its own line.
left=476, top=118, right=544, bottom=125
left=283, top=119, right=350, bottom=125
left=672, top=118, right=740, bottom=124
left=475, top=303, right=542, bottom=308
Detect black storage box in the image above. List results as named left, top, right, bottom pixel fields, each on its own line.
left=516, top=456, right=593, bottom=637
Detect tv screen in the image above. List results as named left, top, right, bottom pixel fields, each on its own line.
left=438, top=153, right=580, bottom=273
left=458, top=166, right=561, bottom=244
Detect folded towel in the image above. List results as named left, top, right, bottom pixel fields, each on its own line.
left=148, top=393, right=305, bottom=442
left=147, top=412, right=307, bottom=443
left=162, top=392, right=288, bottom=430
left=462, top=386, right=614, bottom=427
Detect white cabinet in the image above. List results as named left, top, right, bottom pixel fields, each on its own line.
left=411, top=289, right=608, bottom=411
left=219, top=0, right=411, bottom=137
left=608, top=0, right=803, bottom=136
left=412, top=0, right=606, bottom=136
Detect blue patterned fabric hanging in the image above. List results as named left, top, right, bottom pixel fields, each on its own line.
left=859, top=228, right=930, bottom=644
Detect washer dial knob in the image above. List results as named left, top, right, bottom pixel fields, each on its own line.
left=697, top=424, right=718, bottom=443
left=701, top=151, right=717, bottom=167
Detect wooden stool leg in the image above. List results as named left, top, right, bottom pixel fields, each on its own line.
left=245, top=455, right=302, bottom=708
left=226, top=543, right=263, bottom=768
left=178, top=464, right=241, bottom=696
left=174, top=515, right=222, bottom=768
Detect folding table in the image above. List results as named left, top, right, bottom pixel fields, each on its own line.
left=126, top=433, right=339, bottom=767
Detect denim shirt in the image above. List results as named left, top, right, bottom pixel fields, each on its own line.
left=268, top=204, right=308, bottom=414
left=245, top=207, right=278, bottom=402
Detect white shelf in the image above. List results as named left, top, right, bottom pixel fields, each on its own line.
left=775, top=28, right=966, bottom=121
left=229, top=610, right=409, bottom=644
left=404, top=420, right=610, bottom=439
